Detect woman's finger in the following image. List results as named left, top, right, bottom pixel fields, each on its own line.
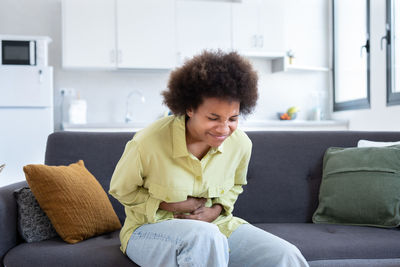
left=192, top=208, right=204, bottom=215
left=174, top=214, right=197, bottom=220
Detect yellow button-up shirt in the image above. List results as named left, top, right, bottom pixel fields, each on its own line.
left=109, top=115, right=252, bottom=253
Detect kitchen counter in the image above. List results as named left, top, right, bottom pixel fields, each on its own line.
left=238, top=119, right=348, bottom=131
left=62, top=120, right=348, bottom=132
left=62, top=122, right=150, bottom=132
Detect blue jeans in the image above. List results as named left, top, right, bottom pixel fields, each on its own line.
left=126, top=219, right=309, bottom=267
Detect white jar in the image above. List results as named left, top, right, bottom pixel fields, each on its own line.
left=312, top=107, right=321, bottom=121
left=68, top=99, right=87, bottom=124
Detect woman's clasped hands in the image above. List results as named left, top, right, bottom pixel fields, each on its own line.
left=159, top=197, right=222, bottom=223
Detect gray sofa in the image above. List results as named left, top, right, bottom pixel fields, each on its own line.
left=2, top=131, right=400, bottom=267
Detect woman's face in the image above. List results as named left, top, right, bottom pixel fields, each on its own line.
left=186, top=97, right=240, bottom=148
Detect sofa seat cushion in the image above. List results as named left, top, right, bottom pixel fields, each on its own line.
left=3, top=230, right=138, bottom=267
left=256, top=223, right=400, bottom=261
left=5, top=223, right=400, bottom=266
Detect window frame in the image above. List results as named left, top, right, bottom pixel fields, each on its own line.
left=332, top=0, right=371, bottom=111
left=386, top=0, right=400, bottom=105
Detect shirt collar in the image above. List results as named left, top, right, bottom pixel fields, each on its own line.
left=172, top=115, right=224, bottom=158
left=172, top=115, right=189, bottom=158
left=210, top=142, right=224, bottom=154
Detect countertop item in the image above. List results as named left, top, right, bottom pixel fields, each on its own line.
left=68, top=99, right=87, bottom=124
left=62, top=120, right=349, bottom=132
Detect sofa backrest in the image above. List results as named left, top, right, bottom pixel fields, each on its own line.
left=45, top=131, right=400, bottom=224
left=236, top=131, right=400, bottom=223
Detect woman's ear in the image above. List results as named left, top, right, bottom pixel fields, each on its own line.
left=186, top=108, right=193, bottom=118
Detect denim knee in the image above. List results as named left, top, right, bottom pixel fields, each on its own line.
left=183, top=220, right=226, bottom=245
left=278, top=242, right=306, bottom=263
left=177, top=221, right=229, bottom=267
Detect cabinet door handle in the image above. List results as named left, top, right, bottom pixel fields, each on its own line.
left=252, top=35, right=258, bottom=48
left=253, top=35, right=264, bottom=48
left=110, top=50, right=115, bottom=63
left=38, top=69, right=43, bottom=83
left=258, top=35, right=264, bottom=48
left=118, top=50, right=122, bottom=64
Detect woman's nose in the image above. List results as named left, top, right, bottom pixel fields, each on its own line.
left=215, top=122, right=230, bottom=135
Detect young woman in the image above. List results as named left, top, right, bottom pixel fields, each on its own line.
left=109, top=50, right=309, bottom=267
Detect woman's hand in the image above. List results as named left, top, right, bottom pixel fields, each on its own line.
left=174, top=204, right=223, bottom=223
left=159, top=197, right=207, bottom=213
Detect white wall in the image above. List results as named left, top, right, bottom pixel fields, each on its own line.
left=332, top=0, right=400, bottom=131
left=0, top=0, right=331, bottom=130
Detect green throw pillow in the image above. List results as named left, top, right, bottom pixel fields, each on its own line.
left=312, top=145, right=400, bottom=228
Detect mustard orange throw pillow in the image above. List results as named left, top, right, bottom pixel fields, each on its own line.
left=23, top=160, right=121, bottom=244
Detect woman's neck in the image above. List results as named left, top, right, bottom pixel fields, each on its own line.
left=185, top=119, right=210, bottom=160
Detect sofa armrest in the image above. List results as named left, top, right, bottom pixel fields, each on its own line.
left=0, top=181, right=27, bottom=263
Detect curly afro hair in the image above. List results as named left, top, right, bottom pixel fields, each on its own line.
left=162, top=50, right=258, bottom=116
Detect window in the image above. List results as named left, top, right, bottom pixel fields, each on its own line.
left=386, top=0, right=400, bottom=105
left=332, top=0, right=370, bottom=111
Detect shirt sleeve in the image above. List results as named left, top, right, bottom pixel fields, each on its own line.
left=109, top=140, right=161, bottom=223
left=212, top=142, right=252, bottom=215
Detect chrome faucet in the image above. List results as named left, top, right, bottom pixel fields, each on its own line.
left=125, top=90, right=146, bottom=123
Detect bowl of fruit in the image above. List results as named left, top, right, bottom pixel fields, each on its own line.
left=277, top=106, right=299, bottom=120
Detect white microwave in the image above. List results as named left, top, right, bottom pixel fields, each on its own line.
left=0, top=35, right=51, bottom=66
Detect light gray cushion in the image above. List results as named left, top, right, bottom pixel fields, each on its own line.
left=358, top=139, right=400, bottom=147
left=14, top=187, right=58, bottom=243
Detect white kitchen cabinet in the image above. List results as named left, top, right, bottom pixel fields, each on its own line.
left=62, top=0, right=176, bottom=69
left=116, top=0, right=176, bottom=69
left=176, top=0, right=232, bottom=64
left=232, top=0, right=285, bottom=55
left=62, top=0, right=286, bottom=70
left=62, top=0, right=116, bottom=69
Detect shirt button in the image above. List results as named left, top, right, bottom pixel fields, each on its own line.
left=220, top=189, right=224, bottom=194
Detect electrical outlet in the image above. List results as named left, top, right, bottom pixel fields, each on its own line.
left=59, top=88, right=76, bottom=96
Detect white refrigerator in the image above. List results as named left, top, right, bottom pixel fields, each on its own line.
left=0, top=65, right=54, bottom=187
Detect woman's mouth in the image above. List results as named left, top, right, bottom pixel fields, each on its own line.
left=208, top=133, right=228, bottom=141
